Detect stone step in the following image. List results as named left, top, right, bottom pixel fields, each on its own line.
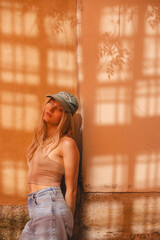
left=0, top=205, right=28, bottom=240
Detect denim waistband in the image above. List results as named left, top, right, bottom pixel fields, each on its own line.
left=27, top=186, right=61, bottom=198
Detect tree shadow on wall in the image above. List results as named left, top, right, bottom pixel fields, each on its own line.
left=0, top=0, right=79, bottom=239
left=78, top=0, right=160, bottom=239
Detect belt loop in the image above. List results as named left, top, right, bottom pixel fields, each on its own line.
left=55, top=188, right=57, bottom=195
left=53, top=188, right=57, bottom=195
left=33, top=193, right=38, bottom=205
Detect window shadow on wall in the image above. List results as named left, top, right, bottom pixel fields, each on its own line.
left=78, top=0, right=160, bottom=238
left=0, top=0, right=77, bottom=205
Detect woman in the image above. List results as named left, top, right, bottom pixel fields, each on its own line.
left=19, top=91, right=80, bottom=240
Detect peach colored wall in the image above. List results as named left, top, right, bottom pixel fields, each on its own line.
left=78, top=0, right=160, bottom=193
left=0, top=0, right=78, bottom=204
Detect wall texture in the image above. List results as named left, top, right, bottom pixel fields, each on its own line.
left=1, top=0, right=160, bottom=239
left=0, top=0, right=78, bottom=205
left=78, top=0, right=160, bottom=193
left=0, top=0, right=80, bottom=239
left=78, top=193, right=160, bottom=240
left=77, top=0, right=160, bottom=239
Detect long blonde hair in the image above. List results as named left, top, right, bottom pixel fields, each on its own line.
left=26, top=98, right=73, bottom=162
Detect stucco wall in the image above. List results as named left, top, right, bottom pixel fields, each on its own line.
left=1, top=0, right=160, bottom=239
left=0, top=0, right=78, bottom=205
left=77, top=0, right=160, bottom=239
left=78, top=193, right=160, bottom=240
left=1, top=192, right=160, bottom=240
left=78, top=0, right=160, bottom=193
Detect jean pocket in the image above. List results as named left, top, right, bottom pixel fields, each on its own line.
left=34, top=194, right=52, bottom=208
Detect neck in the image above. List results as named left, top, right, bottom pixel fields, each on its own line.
left=46, top=123, right=57, bottom=138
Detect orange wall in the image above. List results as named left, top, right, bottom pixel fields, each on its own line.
left=78, top=0, right=160, bottom=193
left=0, top=0, right=78, bottom=204
left=1, top=0, right=160, bottom=205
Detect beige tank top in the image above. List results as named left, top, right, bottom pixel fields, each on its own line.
left=28, top=146, right=65, bottom=185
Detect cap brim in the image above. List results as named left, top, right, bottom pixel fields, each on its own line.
left=46, top=95, right=71, bottom=113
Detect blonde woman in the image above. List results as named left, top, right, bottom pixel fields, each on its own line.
left=19, top=91, right=80, bottom=240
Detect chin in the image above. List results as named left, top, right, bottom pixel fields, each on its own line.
left=43, top=116, right=49, bottom=122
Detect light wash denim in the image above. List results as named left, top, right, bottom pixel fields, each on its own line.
left=19, top=186, right=74, bottom=240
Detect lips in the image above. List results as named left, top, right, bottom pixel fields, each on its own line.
left=46, top=112, right=52, bottom=117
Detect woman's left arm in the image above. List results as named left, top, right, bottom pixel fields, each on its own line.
left=61, top=138, right=80, bottom=216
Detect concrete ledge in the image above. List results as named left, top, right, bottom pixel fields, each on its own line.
left=1, top=193, right=160, bottom=240
left=0, top=204, right=79, bottom=240
left=79, top=228, right=160, bottom=240
left=0, top=205, right=29, bottom=240
left=78, top=192, right=160, bottom=240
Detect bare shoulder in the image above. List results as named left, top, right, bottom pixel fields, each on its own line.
left=59, top=136, right=80, bottom=157
left=60, top=136, right=78, bottom=149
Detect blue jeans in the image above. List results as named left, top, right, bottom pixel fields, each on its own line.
left=19, top=186, right=74, bottom=240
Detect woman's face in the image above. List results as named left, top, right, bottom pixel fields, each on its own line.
left=43, top=98, right=64, bottom=126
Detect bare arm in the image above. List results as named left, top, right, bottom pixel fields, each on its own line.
left=61, top=137, right=80, bottom=216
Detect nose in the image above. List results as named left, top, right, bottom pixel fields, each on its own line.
left=48, top=103, right=59, bottom=112
left=49, top=105, right=55, bottom=112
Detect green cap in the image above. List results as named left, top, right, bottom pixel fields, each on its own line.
left=46, top=91, right=79, bottom=116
